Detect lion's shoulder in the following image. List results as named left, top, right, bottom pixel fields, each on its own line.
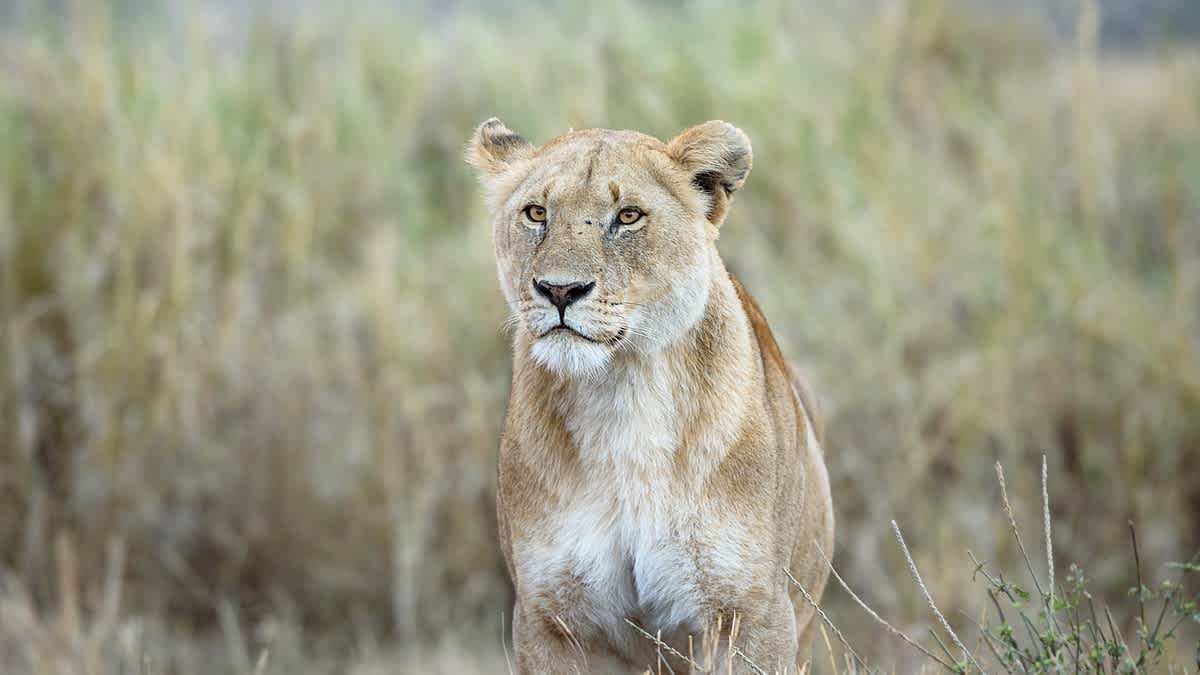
left=728, top=273, right=825, bottom=447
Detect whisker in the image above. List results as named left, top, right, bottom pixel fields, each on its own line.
left=498, top=313, right=524, bottom=336
left=611, top=323, right=661, bottom=354
left=601, top=301, right=651, bottom=309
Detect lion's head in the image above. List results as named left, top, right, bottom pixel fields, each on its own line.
left=468, top=119, right=752, bottom=378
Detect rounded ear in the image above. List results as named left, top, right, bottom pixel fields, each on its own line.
left=667, top=121, right=753, bottom=226
left=466, top=117, right=534, bottom=177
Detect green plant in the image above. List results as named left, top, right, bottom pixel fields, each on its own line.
left=815, top=458, right=1199, bottom=674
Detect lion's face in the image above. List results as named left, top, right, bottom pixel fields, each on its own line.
left=468, top=120, right=752, bottom=378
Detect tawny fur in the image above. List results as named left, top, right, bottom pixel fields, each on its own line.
left=468, top=118, right=834, bottom=674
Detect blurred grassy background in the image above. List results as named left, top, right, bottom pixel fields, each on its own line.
left=1, top=0, right=1198, bottom=672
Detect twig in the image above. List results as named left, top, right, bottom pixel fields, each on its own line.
left=983, top=586, right=1008, bottom=630
left=1159, top=609, right=1192, bottom=648
left=979, top=629, right=1010, bottom=673
left=1103, top=606, right=1129, bottom=670
left=1018, top=611, right=1045, bottom=662
left=1068, top=598, right=1083, bottom=672
left=1085, top=596, right=1114, bottom=675
left=1129, top=522, right=1146, bottom=629
left=928, top=628, right=957, bottom=666
left=969, top=550, right=1020, bottom=605
left=1148, top=589, right=1171, bottom=647
left=959, top=610, right=1015, bottom=675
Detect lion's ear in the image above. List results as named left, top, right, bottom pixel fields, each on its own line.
left=667, top=121, right=753, bottom=226
left=466, top=117, right=534, bottom=177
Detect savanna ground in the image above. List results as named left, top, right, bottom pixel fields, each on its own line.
left=1, top=0, right=1198, bottom=672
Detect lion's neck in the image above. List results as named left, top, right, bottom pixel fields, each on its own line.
left=552, top=266, right=757, bottom=481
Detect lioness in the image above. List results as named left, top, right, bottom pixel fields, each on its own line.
left=468, top=118, right=834, bottom=674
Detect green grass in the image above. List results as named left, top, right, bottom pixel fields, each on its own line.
left=1, top=0, right=1198, bottom=672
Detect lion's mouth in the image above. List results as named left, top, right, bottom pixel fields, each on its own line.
left=538, top=324, right=627, bottom=346
left=538, top=324, right=594, bottom=341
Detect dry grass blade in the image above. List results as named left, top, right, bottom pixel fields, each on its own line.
left=554, top=615, right=589, bottom=670
left=891, top=520, right=983, bottom=673
left=623, top=619, right=707, bottom=673
left=813, top=544, right=951, bottom=670
left=1042, top=454, right=1055, bottom=602
left=218, top=601, right=251, bottom=675
left=656, top=628, right=677, bottom=675
left=624, top=618, right=769, bottom=675
left=728, top=645, right=769, bottom=675
left=501, top=611, right=516, bottom=675
left=784, top=567, right=873, bottom=673
left=818, top=624, right=838, bottom=675
left=995, top=463, right=1047, bottom=601
left=996, top=461, right=1069, bottom=639
left=54, top=531, right=80, bottom=642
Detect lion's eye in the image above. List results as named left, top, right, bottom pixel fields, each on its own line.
left=524, top=205, right=547, bottom=223
left=617, top=208, right=643, bottom=226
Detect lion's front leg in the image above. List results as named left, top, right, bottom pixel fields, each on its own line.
left=698, top=601, right=801, bottom=675
left=511, top=603, right=635, bottom=675
left=511, top=603, right=590, bottom=673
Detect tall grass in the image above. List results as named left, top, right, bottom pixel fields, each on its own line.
left=1, top=0, right=1198, bottom=672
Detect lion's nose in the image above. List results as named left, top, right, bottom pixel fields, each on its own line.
left=533, top=278, right=595, bottom=317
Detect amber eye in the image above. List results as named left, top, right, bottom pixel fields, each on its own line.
left=524, top=204, right=547, bottom=223
left=617, top=207, right=643, bottom=226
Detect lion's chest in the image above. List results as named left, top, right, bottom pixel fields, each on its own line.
left=515, top=361, right=758, bottom=643
left=519, top=478, right=711, bottom=639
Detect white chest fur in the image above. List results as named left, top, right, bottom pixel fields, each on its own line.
left=572, top=358, right=703, bottom=631
left=516, top=358, right=758, bottom=645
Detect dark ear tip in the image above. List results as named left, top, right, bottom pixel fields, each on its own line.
left=703, top=119, right=748, bottom=138
left=718, top=121, right=752, bottom=158
left=468, top=118, right=532, bottom=173
left=475, top=118, right=529, bottom=148
left=471, top=118, right=504, bottom=146
left=667, top=120, right=754, bottom=225
left=477, top=117, right=518, bottom=140
left=669, top=120, right=753, bottom=165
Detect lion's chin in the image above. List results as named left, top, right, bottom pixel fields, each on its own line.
left=530, top=331, right=613, bottom=379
